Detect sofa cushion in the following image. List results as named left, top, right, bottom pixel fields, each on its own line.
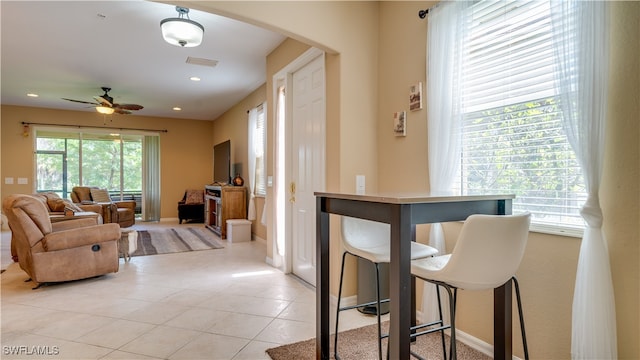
left=185, top=189, right=204, bottom=204
left=90, top=188, right=112, bottom=203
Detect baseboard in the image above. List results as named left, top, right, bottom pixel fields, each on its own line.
left=416, top=310, right=522, bottom=360
left=252, top=234, right=266, bottom=243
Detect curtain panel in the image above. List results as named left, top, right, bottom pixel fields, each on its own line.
left=550, top=1, right=616, bottom=358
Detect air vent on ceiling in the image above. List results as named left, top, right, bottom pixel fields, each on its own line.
left=186, top=57, right=219, bottom=68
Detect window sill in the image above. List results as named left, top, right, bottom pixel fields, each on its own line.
left=529, top=223, right=584, bottom=238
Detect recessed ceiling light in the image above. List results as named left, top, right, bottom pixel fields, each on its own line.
left=26, top=93, right=39, bottom=97
left=190, top=76, right=201, bottom=81
left=173, top=107, right=182, bottom=111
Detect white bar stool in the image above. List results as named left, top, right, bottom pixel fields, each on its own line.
left=410, top=213, right=531, bottom=360
left=335, top=216, right=441, bottom=360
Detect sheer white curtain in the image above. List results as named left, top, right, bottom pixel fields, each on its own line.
left=550, top=1, right=616, bottom=358
left=421, top=0, right=468, bottom=324
left=247, top=107, right=259, bottom=221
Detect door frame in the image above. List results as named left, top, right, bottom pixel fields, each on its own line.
left=271, top=47, right=325, bottom=274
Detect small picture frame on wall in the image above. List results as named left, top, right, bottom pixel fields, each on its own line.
left=393, top=111, right=407, bottom=137
left=410, top=82, right=423, bottom=111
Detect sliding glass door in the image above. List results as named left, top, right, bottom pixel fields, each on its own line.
left=35, top=128, right=158, bottom=218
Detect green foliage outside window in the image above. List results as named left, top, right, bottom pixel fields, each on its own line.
left=35, top=131, right=142, bottom=200
left=461, top=98, right=586, bottom=226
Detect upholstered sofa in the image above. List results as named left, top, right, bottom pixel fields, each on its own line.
left=3, top=194, right=120, bottom=288
left=31, top=192, right=103, bottom=224
left=71, top=186, right=135, bottom=228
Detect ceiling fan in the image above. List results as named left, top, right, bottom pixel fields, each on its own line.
left=62, top=87, right=143, bottom=115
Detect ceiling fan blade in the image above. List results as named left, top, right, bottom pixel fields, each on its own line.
left=93, top=95, right=113, bottom=107
left=114, top=108, right=132, bottom=115
left=62, top=98, right=100, bottom=106
left=114, top=104, right=143, bottom=111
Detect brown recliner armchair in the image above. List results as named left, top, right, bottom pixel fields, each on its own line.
left=3, top=194, right=120, bottom=288
left=71, top=186, right=135, bottom=228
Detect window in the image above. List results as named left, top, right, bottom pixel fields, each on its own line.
left=35, top=128, right=148, bottom=215
left=454, top=1, right=585, bottom=231
left=249, top=103, right=267, bottom=197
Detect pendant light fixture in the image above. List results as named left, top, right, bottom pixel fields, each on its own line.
left=160, top=6, right=204, bottom=47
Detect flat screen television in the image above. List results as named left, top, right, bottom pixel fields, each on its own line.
left=213, top=140, right=231, bottom=184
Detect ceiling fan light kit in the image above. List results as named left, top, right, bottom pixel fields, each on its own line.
left=96, top=106, right=115, bottom=115
left=160, top=6, right=204, bottom=47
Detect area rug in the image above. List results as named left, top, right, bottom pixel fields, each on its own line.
left=129, top=227, right=224, bottom=257
left=266, top=321, right=490, bottom=360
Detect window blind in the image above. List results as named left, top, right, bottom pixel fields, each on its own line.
left=457, top=0, right=585, bottom=228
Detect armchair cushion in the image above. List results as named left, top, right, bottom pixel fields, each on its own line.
left=90, top=188, right=112, bottom=203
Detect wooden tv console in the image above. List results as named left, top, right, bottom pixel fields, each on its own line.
left=204, top=185, right=247, bottom=239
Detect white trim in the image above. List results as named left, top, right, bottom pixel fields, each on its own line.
left=271, top=47, right=325, bottom=276
left=530, top=223, right=583, bottom=238
left=251, top=234, right=266, bottom=243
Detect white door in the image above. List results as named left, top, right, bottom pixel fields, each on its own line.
left=290, top=54, right=325, bottom=285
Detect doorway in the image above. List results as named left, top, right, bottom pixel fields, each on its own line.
left=273, top=48, right=326, bottom=286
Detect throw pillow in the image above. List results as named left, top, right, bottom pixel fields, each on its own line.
left=43, top=193, right=65, bottom=211
left=90, top=188, right=112, bottom=203
left=63, top=200, right=83, bottom=213
left=48, top=198, right=67, bottom=212
left=185, top=189, right=203, bottom=204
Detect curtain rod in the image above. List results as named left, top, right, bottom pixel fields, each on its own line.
left=21, top=122, right=168, bottom=133
left=246, top=102, right=265, bottom=114
left=418, top=3, right=439, bottom=19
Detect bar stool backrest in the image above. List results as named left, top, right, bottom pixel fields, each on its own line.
left=340, top=216, right=390, bottom=258
left=440, top=213, right=531, bottom=290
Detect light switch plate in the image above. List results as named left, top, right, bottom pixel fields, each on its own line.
left=356, top=175, right=365, bottom=194
left=5, top=177, right=14, bottom=185
left=17, top=178, right=28, bottom=185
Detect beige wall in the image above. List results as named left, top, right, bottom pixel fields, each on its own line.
left=199, top=1, right=638, bottom=359
left=3, top=1, right=637, bottom=358
left=211, top=84, right=268, bottom=240
left=0, top=105, right=214, bottom=219
left=375, top=2, right=639, bottom=359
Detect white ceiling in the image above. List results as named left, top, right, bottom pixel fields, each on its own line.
left=0, top=1, right=286, bottom=121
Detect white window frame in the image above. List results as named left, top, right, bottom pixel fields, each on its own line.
left=249, top=103, right=267, bottom=197
left=453, top=1, right=585, bottom=237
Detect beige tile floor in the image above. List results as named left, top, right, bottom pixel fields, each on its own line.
left=1, top=222, right=381, bottom=359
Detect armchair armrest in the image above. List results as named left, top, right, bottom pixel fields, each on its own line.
left=51, top=218, right=98, bottom=231
left=78, top=203, right=102, bottom=213
left=42, top=223, right=121, bottom=251
left=114, top=200, right=136, bottom=211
